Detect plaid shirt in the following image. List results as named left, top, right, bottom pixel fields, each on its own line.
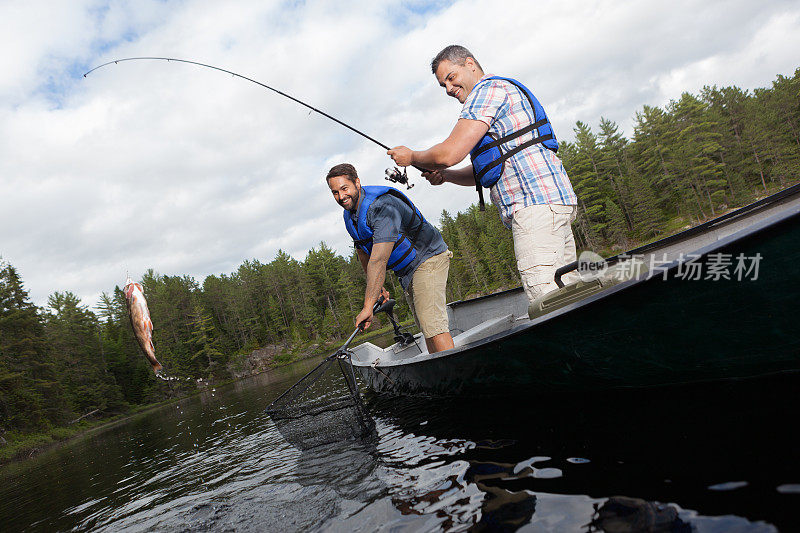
left=460, top=75, right=577, bottom=227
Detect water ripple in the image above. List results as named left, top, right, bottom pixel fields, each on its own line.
left=1, top=363, right=795, bottom=532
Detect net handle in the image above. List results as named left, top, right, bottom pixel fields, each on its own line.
left=267, top=297, right=385, bottom=411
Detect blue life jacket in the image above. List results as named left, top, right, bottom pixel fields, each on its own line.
left=343, top=185, right=424, bottom=273
left=470, top=76, right=559, bottom=189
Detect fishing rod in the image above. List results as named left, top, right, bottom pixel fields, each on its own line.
left=83, top=56, right=415, bottom=188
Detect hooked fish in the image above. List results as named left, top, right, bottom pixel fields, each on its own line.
left=123, top=277, right=162, bottom=375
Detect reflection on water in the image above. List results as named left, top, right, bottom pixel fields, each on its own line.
left=587, top=496, right=690, bottom=532
left=0, top=356, right=797, bottom=532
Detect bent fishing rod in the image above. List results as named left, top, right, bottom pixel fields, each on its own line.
left=84, top=56, right=416, bottom=188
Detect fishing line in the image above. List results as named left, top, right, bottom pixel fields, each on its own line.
left=83, top=57, right=414, bottom=187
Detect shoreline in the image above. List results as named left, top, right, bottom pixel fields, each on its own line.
left=0, top=319, right=412, bottom=468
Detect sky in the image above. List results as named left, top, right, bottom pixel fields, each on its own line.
left=1, top=0, right=798, bottom=308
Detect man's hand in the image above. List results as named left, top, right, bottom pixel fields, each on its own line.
left=423, top=169, right=448, bottom=186
left=359, top=288, right=389, bottom=328
left=388, top=146, right=414, bottom=167
left=355, top=305, right=374, bottom=330
left=389, top=120, right=489, bottom=170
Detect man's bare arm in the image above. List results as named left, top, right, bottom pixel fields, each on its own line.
left=424, top=165, right=477, bottom=187
left=357, top=248, right=390, bottom=300
left=356, top=248, right=370, bottom=272
left=355, top=242, right=394, bottom=329
left=363, top=242, right=393, bottom=307
left=388, top=119, right=489, bottom=169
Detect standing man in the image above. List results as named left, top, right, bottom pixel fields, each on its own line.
left=388, top=45, right=579, bottom=303
left=326, top=163, right=454, bottom=353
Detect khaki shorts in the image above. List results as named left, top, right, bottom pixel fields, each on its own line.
left=512, top=204, right=579, bottom=303
left=404, top=250, right=452, bottom=338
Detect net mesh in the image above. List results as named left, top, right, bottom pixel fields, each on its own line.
left=266, top=352, right=375, bottom=450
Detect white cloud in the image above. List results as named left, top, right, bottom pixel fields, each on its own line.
left=0, top=0, right=798, bottom=307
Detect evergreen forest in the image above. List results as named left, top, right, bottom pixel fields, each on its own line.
left=1, top=69, right=798, bottom=458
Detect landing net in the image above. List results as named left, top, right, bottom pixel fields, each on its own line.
left=266, top=353, right=375, bottom=450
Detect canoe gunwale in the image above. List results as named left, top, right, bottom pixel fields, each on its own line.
left=447, top=182, right=800, bottom=310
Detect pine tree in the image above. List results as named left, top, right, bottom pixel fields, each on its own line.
left=45, top=291, right=123, bottom=414
left=604, top=200, right=629, bottom=249
left=700, top=85, right=751, bottom=204
left=670, top=93, right=727, bottom=215
left=0, top=262, right=65, bottom=430
left=560, top=140, right=603, bottom=248
left=188, top=303, right=225, bottom=377
left=569, top=122, right=608, bottom=238
left=632, top=105, right=690, bottom=217
left=97, top=288, right=156, bottom=405
left=598, top=117, right=634, bottom=230
left=629, top=173, right=665, bottom=239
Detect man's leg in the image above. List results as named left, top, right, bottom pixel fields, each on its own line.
left=512, top=204, right=579, bottom=304
left=425, top=333, right=453, bottom=353
left=404, top=288, right=452, bottom=352
left=561, top=206, right=580, bottom=285
left=403, top=283, right=421, bottom=333
left=410, top=250, right=454, bottom=353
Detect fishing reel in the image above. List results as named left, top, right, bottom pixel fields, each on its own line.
left=385, top=167, right=413, bottom=189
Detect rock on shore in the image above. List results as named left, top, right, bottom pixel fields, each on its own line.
left=227, top=345, right=284, bottom=379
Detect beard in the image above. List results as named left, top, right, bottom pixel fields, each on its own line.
left=340, top=189, right=360, bottom=212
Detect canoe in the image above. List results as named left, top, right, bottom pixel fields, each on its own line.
left=346, top=183, right=800, bottom=395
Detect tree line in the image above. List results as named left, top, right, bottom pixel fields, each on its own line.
left=1, top=68, right=798, bottom=447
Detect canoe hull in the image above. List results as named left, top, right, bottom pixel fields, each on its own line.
left=353, top=206, right=800, bottom=395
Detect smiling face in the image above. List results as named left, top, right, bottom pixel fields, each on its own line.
left=328, top=174, right=361, bottom=211
left=435, top=57, right=483, bottom=104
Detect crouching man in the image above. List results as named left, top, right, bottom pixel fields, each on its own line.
left=326, top=163, right=454, bottom=353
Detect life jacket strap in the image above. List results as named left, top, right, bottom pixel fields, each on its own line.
left=472, top=118, right=548, bottom=159
left=387, top=234, right=414, bottom=270
left=353, top=232, right=415, bottom=270
left=349, top=189, right=425, bottom=270
left=385, top=190, right=425, bottom=243
left=476, top=180, right=486, bottom=211
left=474, top=133, right=554, bottom=183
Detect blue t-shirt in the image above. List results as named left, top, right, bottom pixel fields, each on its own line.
left=349, top=193, right=447, bottom=289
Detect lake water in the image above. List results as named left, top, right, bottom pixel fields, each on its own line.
left=2, top=356, right=798, bottom=532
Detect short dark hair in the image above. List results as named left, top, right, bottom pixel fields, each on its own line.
left=431, top=45, right=482, bottom=74
left=326, top=163, right=358, bottom=183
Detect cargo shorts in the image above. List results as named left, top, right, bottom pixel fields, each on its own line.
left=404, top=250, right=452, bottom=338
left=512, top=203, right=579, bottom=303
